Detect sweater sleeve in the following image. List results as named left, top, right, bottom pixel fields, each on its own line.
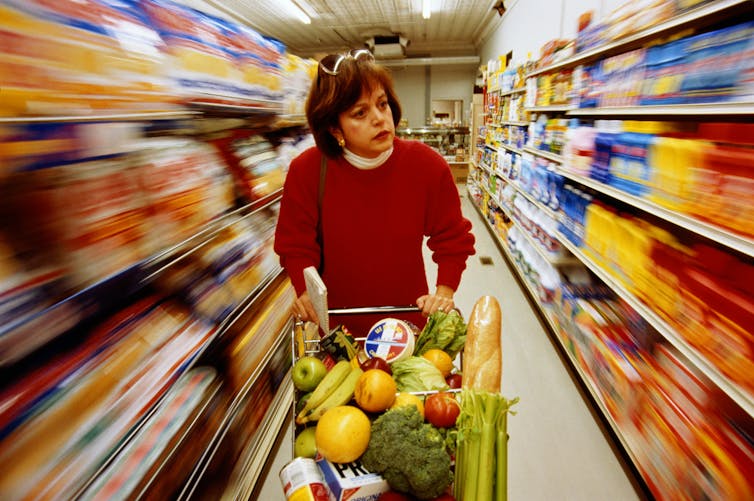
left=273, top=150, right=322, bottom=295
left=423, top=151, right=476, bottom=291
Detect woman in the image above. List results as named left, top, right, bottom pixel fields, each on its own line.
left=274, top=49, right=475, bottom=335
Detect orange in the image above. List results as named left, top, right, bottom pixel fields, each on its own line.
left=354, top=369, right=397, bottom=413
left=422, top=348, right=454, bottom=378
left=315, top=406, right=371, bottom=463
left=391, top=392, right=424, bottom=418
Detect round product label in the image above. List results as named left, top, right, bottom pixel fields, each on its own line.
left=364, top=318, right=415, bottom=363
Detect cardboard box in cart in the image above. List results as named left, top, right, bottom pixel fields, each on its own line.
left=316, top=457, right=389, bottom=501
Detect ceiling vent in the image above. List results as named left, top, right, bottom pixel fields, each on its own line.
left=366, top=35, right=409, bottom=59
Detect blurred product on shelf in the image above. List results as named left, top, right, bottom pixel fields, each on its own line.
left=281, top=54, right=318, bottom=117
left=0, top=297, right=217, bottom=499
left=157, top=212, right=279, bottom=322
left=551, top=281, right=754, bottom=498
left=573, top=0, right=695, bottom=55
left=226, top=277, right=296, bottom=393
left=79, top=366, right=224, bottom=500
left=0, top=0, right=303, bottom=118
left=534, top=19, right=754, bottom=109
left=211, top=133, right=287, bottom=201
left=139, top=0, right=286, bottom=110
left=2, top=134, right=235, bottom=292
left=0, top=0, right=175, bottom=117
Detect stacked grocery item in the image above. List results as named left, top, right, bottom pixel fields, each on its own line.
left=568, top=192, right=754, bottom=394
left=0, top=0, right=174, bottom=117
left=0, top=0, right=292, bottom=118
left=139, top=0, right=285, bottom=110
left=285, top=297, right=516, bottom=501
left=157, top=212, right=279, bottom=323
left=556, top=119, right=754, bottom=239
left=280, top=53, right=318, bottom=117
left=0, top=297, right=217, bottom=499
left=532, top=18, right=754, bottom=110
left=551, top=281, right=754, bottom=499
left=3, top=134, right=235, bottom=293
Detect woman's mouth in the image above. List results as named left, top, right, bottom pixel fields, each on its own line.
left=374, top=130, right=390, bottom=140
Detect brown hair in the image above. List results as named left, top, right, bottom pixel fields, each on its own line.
left=306, top=56, right=402, bottom=158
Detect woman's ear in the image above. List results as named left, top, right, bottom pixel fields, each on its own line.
left=329, top=127, right=342, bottom=142
left=329, top=127, right=345, bottom=148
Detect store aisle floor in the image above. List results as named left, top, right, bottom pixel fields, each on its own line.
left=256, top=186, right=643, bottom=501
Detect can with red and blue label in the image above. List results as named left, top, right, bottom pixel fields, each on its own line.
left=279, top=457, right=330, bottom=501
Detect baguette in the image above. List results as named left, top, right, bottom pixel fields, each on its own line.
left=462, top=295, right=502, bottom=392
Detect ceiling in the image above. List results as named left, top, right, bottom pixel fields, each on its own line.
left=197, top=0, right=504, bottom=60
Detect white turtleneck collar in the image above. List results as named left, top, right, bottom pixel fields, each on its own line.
left=342, top=146, right=394, bottom=170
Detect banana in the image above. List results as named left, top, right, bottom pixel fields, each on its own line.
left=296, top=360, right=352, bottom=423
left=298, top=367, right=363, bottom=424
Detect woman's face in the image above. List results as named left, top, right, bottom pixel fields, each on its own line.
left=335, top=84, right=395, bottom=158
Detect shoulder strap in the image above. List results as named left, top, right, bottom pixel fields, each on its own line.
left=316, top=155, right=327, bottom=273
left=318, top=154, right=327, bottom=211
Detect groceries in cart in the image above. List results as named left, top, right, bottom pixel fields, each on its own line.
left=284, top=282, right=519, bottom=501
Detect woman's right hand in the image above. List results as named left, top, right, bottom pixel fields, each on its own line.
left=293, top=291, right=318, bottom=323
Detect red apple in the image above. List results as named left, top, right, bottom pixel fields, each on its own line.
left=446, top=373, right=462, bottom=388
left=360, top=355, right=392, bottom=375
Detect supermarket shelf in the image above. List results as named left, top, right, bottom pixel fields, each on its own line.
left=498, top=143, right=524, bottom=155
left=233, top=373, right=294, bottom=500
left=0, top=110, right=198, bottom=124
left=526, top=0, right=751, bottom=77
left=140, top=189, right=283, bottom=284
left=494, top=175, right=579, bottom=267
left=500, top=120, right=529, bottom=127
left=556, top=233, right=754, bottom=419
left=553, top=169, right=754, bottom=258
left=469, top=184, right=648, bottom=496
left=515, top=216, right=580, bottom=267
left=0, top=191, right=283, bottom=367
left=526, top=105, right=577, bottom=113
left=538, top=306, right=646, bottom=484
left=0, top=262, right=141, bottom=366
left=274, top=114, right=308, bottom=128
left=512, top=181, right=561, bottom=223
left=491, top=87, right=527, bottom=96
left=568, top=102, right=754, bottom=117
left=522, top=146, right=564, bottom=164
left=73, top=266, right=286, bottom=498
left=179, top=316, right=294, bottom=500
left=397, top=126, right=470, bottom=134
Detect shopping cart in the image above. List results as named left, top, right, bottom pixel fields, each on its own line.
left=286, top=302, right=512, bottom=501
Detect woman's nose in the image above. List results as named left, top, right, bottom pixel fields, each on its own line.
left=371, top=107, right=386, bottom=123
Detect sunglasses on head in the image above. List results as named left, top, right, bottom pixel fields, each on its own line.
left=318, top=49, right=375, bottom=76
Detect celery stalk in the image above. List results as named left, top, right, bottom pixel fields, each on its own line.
left=475, top=393, right=500, bottom=501
left=495, top=411, right=508, bottom=501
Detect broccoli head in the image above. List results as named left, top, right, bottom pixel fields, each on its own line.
left=361, top=406, right=452, bottom=500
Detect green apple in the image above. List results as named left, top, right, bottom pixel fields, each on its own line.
left=292, top=356, right=327, bottom=392
left=294, top=426, right=318, bottom=458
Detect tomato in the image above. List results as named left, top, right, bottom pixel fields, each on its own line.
left=424, top=392, right=460, bottom=428
left=445, top=373, right=462, bottom=389
left=378, top=491, right=412, bottom=501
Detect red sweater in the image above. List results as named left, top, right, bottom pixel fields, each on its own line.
left=274, top=138, right=475, bottom=334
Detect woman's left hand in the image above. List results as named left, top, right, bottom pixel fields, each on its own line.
left=416, top=286, right=456, bottom=317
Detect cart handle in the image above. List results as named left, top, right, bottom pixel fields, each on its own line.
left=327, top=305, right=421, bottom=316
